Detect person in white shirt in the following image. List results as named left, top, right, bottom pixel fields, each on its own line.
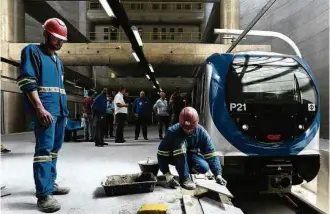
left=153, top=92, right=170, bottom=139
left=114, top=87, right=129, bottom=143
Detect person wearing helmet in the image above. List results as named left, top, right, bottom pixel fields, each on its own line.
left=18, top=18, right=69, bottom=213
left=157, top=107, right=227, bottom=190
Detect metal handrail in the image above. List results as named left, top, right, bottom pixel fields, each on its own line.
left=88, top=31, right=202, bottom=42
left=88, top=1, right=204, bottom=11
left=214, top=29, right=302, bottom=57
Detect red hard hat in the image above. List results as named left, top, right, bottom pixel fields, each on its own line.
left=43, top=18, right=67, bottom=41
left=179, top=107, right=199, bottom=134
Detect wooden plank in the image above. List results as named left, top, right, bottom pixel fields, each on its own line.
left=195, top=179, right=234, bottom=198
left=199, top=197, right=244, bottom=214
left=181, top=186, right=209, bottom=197
left=219, top=194, right=234, bottom=206
left=182, top=195, right=204, bottom=214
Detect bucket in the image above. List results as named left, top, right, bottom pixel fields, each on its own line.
left=138, top=157, right=159, bottom=177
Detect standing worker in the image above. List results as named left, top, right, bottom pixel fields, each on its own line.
left=114, top=87, right=129, bottom=143
left=133, top=91, right=151, bottom=140
left=92, top=88, right=109, bottom=147
left=83, top=90, right=94, bottom=142
left=157, top=107, right=227, bottom=190
left=169, top=87, right=185, bottom=125
left=105, top=95, right=115, bottom=138
left=18, top=18, right=70, bottom=213
left=153, top=92, right=169, bottom=139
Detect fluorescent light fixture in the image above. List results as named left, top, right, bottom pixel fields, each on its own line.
left=148, top=64, right=154, bottom=73
left=132, top=52, right=140, bottom=62
left=160, top=88, right=163, bottom=92
left=156, top=81, right=159, bottom=84
left=145, top=74, right=150, bottom=79
left=99, top=0, right=116, bottom=17
left=153, top=85, right=156, bottom=89
left=75, top=85, right=83, bottom=89
left=131, top=26, right=143, bottom=47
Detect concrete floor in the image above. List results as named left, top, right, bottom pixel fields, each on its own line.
left=1, top=127, right=329, bottom=214
left=1, top=126, right=183, bottom=214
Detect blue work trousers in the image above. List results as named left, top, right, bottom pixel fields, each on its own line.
left=33, top=116, right=66, bottom=199
left=158, top=151, right=209, bottom=182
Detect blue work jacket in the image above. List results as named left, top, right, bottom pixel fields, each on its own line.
left=93, top=93, right=107, bottom=114
left=18, top=44, right=68, bottom=117
left=133, top=97, right=150, bottom=116
left=157, top=124, right=222, bottom=176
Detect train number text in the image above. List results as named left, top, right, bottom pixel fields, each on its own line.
left=229, top=103, right=247, bottom=112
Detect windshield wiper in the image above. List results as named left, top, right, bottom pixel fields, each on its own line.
left=293, top=74, right=303, bottom=103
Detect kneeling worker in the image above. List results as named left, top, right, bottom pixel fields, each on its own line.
left=157, top=107, right=227, bottom=190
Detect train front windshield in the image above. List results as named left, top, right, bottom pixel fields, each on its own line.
left=225, top=56, right=318, bottom=143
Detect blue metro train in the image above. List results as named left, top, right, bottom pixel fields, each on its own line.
left=192, top=51, right=320, bottom=192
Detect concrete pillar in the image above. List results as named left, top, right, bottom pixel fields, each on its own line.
left=0, top=0, right=25, bottom=134
left=219, top=0, right=240, bottom=44
left=202, top=3, right=214, bottom=33
left=1, top=0, right=25, bottom=78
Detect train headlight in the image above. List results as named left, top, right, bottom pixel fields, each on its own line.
left=242, top=124, right=249, bottom=130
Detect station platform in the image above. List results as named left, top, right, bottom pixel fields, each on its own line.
left=1, top=126, right=329, bottom=214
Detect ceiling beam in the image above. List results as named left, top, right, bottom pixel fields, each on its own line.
left=201, top=3, right=220, bottom=43
left=8, top=43, right=271, bottom=66
left=25, top=0, right=89, bottom=42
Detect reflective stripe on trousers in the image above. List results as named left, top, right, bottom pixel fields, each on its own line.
left=33, top=116, right=66, bottom=199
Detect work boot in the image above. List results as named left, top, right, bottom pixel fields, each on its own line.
left=1, top=148, right=11, bottom=153
left=181, top=179, right=196, bottom=190
left=37, top=195, right=61, bottom=213
left=53, top=183, right=70, bottom=195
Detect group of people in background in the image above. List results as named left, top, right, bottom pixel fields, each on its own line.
left=82, top=86, right=188, bottom=147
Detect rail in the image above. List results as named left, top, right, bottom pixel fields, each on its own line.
left=88, top=31, right=202, bottom=43
left=214, top=29, right=302, bottom=57
left=88, top=1, right=204, bottom=12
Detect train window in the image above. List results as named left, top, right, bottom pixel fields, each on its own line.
left=226, top=56, right=317, bottom=105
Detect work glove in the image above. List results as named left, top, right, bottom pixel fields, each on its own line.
left=216, top=175, right=227, bottom=186
left=164, top=173, right=180, bottom=189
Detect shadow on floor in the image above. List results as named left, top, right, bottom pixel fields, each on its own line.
left=1, top=152, right=34, bottom=158
left=5, top=202, right=36, bottom=211
left=9, top=190, right=35, bottom=197
left=92, top=187, right=107, bottom=199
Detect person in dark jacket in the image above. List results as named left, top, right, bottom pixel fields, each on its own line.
left=169, top=87, right=185, bottom=125
left=157, top=107, right=227, bottom=190
left=92, top=88, right=108, bottom=147
left=133, top=91, right=151, bottom=140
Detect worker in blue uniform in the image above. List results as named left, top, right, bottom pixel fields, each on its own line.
left=157, top=107, right=227, bottom=190
left=133, top=91, right=151, bottom=140
left=92, top=88, right=109, bottom=147
left=18, top=18, right=70, bottom=213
